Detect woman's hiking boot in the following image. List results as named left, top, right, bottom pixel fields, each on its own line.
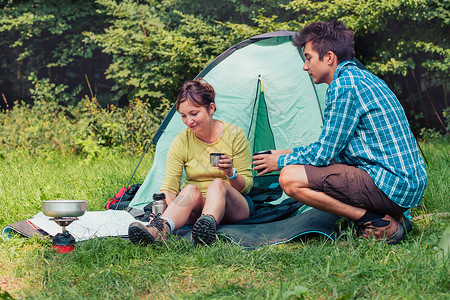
left=357, top=214, right=405, bottom=245
left=128, top=214, right=170, bottom=246
left=192, top=214, right=217, bottom=245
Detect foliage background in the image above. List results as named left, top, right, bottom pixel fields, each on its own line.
left=0, top=0, right=449, bottom=155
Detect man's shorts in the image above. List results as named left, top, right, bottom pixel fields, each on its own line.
left=304, top=163, right=407, bottom=219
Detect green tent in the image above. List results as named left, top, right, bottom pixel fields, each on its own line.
left=130, top=30, right=329, bottom=210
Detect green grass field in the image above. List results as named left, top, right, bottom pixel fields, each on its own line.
left=0, top=139, right=448, bottom=299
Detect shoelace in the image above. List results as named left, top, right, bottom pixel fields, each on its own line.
left=356, top=224, right=366, bottom=236
left=146, top=213, right=165, bottom=231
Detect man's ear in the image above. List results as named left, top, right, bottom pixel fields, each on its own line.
left=326, top=51, right=338, bottom=67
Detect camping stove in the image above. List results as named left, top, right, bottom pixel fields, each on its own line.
left=50, top=217, right=78, bottom=253
left=41, top=200, right=87, bottom=254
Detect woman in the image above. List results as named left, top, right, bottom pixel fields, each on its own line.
left=128, top=79, right=254, bottom=245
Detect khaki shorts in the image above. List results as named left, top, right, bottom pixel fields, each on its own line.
left=305, top=163, right=407, bottom=219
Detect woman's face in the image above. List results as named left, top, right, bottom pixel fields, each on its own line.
left=178, top=99, right=215, bottom=135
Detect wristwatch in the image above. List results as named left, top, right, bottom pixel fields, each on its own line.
left=226, top=168, right=238, bottom=180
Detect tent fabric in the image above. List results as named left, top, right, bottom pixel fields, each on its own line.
left=131, top=31, right=328, bottom=209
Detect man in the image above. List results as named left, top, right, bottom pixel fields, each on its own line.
left=253, top=20, right=427, bottom=244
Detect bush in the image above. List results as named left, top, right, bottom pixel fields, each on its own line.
left=0, top=97, right=170, bottom=157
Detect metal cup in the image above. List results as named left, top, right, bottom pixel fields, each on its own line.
left=253, top=150, right=272, bottom=156
left=210, top=153, right=224, bottom=167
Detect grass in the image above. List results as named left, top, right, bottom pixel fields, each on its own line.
left=0, top=138, right=449, bottom=299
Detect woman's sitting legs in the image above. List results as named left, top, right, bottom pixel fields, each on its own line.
left=192, top=179, right=250, bottom=245
left=163, top=184, right=204, bottom=229
left=128, top=184, right=204, bottom=245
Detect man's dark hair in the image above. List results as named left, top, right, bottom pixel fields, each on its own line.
left=293, top=20, right=355, bottom=63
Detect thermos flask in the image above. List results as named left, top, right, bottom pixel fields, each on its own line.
left=152, top=193, right=167, bottom=215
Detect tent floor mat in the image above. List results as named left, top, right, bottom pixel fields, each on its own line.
left=2, top=220, right=50, bottom=240
left=175, top=208, right=341, bottom=249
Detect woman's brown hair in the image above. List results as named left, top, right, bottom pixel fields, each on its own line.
left=176, top=78, right=215, bottom=111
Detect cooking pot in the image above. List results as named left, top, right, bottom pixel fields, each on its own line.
left=42, top=200, right=87, bottom=217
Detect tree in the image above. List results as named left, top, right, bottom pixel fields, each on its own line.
left=0, top=0, right=112, bottom=107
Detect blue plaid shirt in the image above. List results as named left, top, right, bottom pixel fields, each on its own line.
left=278, top=61, right=427, bottom=208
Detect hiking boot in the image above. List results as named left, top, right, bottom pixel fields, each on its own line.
left=192, top=214, right=217, bottom=245
left=357, top=214, right=405, bottom=245
left=128, top=214, right=170, bottom=246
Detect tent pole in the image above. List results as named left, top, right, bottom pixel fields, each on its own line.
left=114, top=140, right=153, bottom=210
left=114, top=104, right=177, bottom=210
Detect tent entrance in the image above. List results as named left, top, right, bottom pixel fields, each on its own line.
left=248, top=76, right=279, bottom=188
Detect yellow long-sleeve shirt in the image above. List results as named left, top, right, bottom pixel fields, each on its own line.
left=161, top=121, right=253, bottom=196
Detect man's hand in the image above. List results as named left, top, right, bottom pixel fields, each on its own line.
left=252, top=149, right=292, bottom=175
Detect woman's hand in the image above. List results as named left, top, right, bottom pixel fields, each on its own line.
left=217, top=155, right=234, bottom=177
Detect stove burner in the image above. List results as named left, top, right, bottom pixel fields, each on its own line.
left=50, top=217, right=78, bottom=231
left=49, top=217, right=79, bottom=253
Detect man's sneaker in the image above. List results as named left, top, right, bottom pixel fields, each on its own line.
left=128, top=214, right=170, bottom=246
left=357, top=214, right=405, bottom=245
left=192, top=214, right=217, bottom=245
